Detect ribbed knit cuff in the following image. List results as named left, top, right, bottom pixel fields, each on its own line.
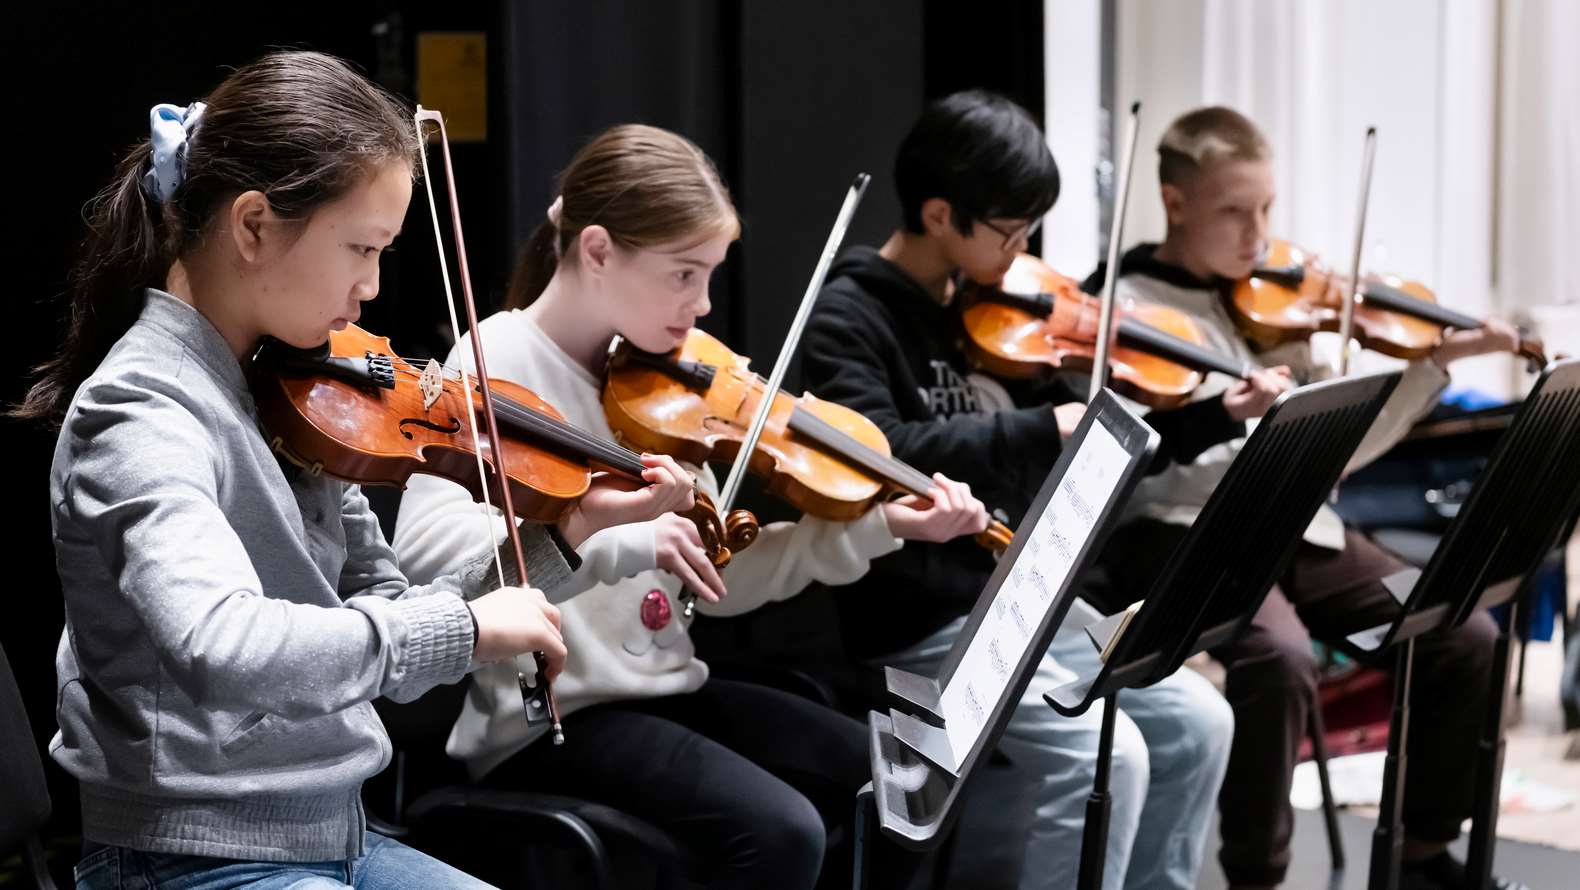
left=389, top=593, right=474, bottom=687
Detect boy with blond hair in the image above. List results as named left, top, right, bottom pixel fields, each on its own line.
left=1090, top=105, right=1525, bottom=890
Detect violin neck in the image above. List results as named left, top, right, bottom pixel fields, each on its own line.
left=1256, top=263, right=1489, bottom=334
left=490, top=393, right=647, bottom=480
left=1253, top=264, right=1307, bottom=289
left=1359, top=281, right=1482, bottom=330
left=978, top=288, right=1056, bottom=319
left=620, top=348, right=934, bottom=492
left=785, top=404, right=936, bottom=495
left=620, top=346, right=718, bottom=389
left=787, top=403, right=1013, bottom=552
left=1116, top=318, right=1254, bottom=380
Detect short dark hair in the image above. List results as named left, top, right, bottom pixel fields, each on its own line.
left=894, top=89, right=1060, bottom=235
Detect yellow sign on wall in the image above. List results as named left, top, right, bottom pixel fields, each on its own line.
left=417, top=32, right=487, bottom=142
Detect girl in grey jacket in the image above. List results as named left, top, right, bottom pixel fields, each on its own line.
left=15, top=50, right=687, bottom=890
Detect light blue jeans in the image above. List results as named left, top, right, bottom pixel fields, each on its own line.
left=73, top=832, right=496, bottom=890
left=879, top=598, right=1233, bottom=890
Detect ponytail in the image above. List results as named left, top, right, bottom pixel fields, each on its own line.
left=504, top=221, right=560, bottom=310
left=12, top=143, right=167, bottom=425
left=10, top=50, right=418, bottom=427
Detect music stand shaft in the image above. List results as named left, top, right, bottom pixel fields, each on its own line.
left=1077, top=690, right=1121, bottom=890
left=1368, top=638, right=1414, bottom=890
left=1466, top=600, right=1519, bottom=890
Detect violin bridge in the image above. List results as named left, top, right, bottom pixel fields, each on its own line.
left=419, top=359, right=444, bottom=411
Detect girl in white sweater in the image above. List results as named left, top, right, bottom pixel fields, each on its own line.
left=393, top=124, right=988, bottom=889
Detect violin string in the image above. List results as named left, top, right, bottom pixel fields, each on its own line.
left=378, top=354, right=639, bottom=467
left=379, top=347, right=959, bottom=502
left=686, top=356, right=958, bottom=496
left=373, top=345, right=1012, bottom=543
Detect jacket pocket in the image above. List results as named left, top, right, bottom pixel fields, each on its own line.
left=219, top=710, right=282, bottom=757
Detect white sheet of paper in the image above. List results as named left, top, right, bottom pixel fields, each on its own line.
left=937, top=420, right=1134, bottom=765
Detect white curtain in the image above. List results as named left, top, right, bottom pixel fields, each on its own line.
left=1498, top=0, right=1580, bottom=359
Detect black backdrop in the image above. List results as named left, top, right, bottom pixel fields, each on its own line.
left=0, top=1, right=1043, bottom=876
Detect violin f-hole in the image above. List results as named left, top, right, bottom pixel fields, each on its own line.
left=398, top=415, right=463, bottom=439
left=702, top=414, right=745, bottom=435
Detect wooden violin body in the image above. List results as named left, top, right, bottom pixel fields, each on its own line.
left=604, top=328, right=1014, bottom=551
left=1232, top=238, right=1547, bottom=370
left=959, top=253, right=1255, bottom=408
left=253, top=323, right=755, bottom=565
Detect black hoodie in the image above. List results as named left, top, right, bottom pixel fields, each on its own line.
left=803, top=246, right=1241, bottom=657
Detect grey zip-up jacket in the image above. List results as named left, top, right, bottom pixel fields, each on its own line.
left=48, top=290, right=572, bottom=861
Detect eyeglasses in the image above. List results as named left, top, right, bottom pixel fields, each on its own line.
left=975, top=215, right=1043, bottom=251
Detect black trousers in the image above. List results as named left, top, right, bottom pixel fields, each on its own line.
left=486, top=676, right=917, bottom=890
left=1102, top=520, right=1498, bottom=887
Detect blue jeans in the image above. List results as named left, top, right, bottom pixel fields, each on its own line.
left=73, top=832, right=497, bottom=890
left=878, top=599, right=1233, bottom=890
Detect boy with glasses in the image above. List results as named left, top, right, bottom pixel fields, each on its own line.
left=801, top=90, right=1275, bottom=890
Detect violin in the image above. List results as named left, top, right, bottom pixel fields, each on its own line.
left=602, top=327, right=1015, bottom=553
left=251, top=323, right=758, bottom=568
left=958, top=253, right=1258, bottom=408
left=1231, top=238, right=1547, bottom=371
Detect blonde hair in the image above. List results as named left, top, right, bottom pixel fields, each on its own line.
left=506, top=124, right=739, bottom=309
left=1157, top=106, right=1270, bottom=187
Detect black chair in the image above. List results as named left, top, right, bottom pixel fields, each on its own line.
left=366, top=681, right=707, bottom=890
left=0, top=642, right=59, bottom=890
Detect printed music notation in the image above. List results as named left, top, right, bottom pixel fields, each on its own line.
left=936, top=420, right=1132, bottom=764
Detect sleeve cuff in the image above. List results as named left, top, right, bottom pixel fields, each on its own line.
left=849, top=504, right=905, bottom=559
left=389, top=592, right=475, bottom=688
left=999, top=405, right=1066, bottom=464
left=605, top=520, right=658, bottom=579
left=559, top=520, right=659, bottom=602
left=545, top=523, right=583, bottom=572
left=1404, top=357, right=1452, bottom=397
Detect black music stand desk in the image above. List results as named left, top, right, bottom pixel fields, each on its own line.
left=852, top=390, right=1157, bottom=888
left=1338, top=358, right=1580, bottom=890
left=1045, top=370, right=1403, bottom=890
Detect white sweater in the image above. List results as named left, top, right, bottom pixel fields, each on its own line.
left=1110, top=269, right=1449, bottom=550
left=392, top=309, right=902, bottom=777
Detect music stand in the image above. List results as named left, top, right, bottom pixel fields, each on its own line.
left=852, top=390, right=1158, bottom=888
left=1336, top=358, right=1580, bottom=890
left=1044, top=370, right=1403, bottom=890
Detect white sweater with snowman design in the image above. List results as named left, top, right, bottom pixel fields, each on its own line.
left=393, top=309, right=901, bottom=778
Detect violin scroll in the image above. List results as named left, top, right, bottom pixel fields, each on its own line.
left=1514, top=334, right=1549, bottom=374
left=682, top=490, right=761, bottom=570
left=975, top=519, right=1015, bottom=553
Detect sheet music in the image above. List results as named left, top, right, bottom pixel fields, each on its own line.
left=937, top=419, right=1134, bottom=764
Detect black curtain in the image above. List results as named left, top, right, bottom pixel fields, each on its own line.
left=499, top=0, right=926, bottom=368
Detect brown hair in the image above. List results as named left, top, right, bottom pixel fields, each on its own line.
left=505, top=124, right=739, bottom=310
left=1157, top=106, right=1271, bottom=187
left=12, top=50, right=418, bottom=426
